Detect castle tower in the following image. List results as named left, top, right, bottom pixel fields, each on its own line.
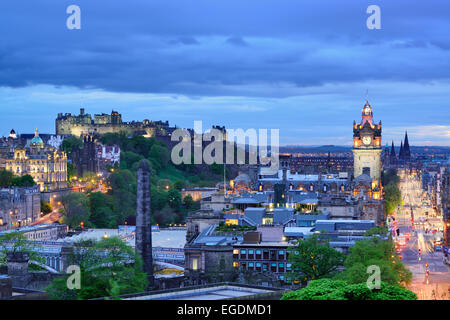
left=136, top=160, right=154, bottom=289
left=352, top=98, right=382, bottom=183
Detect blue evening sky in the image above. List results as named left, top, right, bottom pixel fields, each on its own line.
left=0, top=0, right=449, bottom=146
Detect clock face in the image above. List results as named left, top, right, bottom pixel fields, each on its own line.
left=362, top=136, right=372, bottom=145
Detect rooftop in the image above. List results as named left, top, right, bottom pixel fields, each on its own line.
left=114, top=283, right=283, bottom=300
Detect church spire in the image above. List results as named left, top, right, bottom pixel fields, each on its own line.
left=403, top=131, right=411, bottom=161
left=390, top=141, right=396, bottom=158
left=399, top=141, right=404, bottom=160
left=390, top=141, right=397, bottom=164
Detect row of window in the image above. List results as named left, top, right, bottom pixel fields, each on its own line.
left=233, top=261, right=292, bottom=273
left=233, top=249, right=287, bottom=261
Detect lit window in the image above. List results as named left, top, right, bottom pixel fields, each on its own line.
left=192, top=258, right=198, bottom=271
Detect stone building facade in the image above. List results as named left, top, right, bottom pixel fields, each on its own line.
left=0, top=129, right=67, bottom=192
left=0, top=185, right=41, bottom=230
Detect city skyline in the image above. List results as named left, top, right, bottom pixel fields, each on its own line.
left=0, top=1, right=449, bottom=145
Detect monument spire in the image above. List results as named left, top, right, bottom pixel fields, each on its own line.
left=136, top=159, right=154, bottom=289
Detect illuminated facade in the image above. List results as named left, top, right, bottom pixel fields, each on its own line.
left=352, top=99, right=382, bottom=184
left=0, top=129, right=68, bottom=192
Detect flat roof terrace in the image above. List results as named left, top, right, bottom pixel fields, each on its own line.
left=107, top=283, right=284, bottom=300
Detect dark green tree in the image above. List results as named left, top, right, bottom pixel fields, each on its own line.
left=281, top=279, right=417, bottom=300
left=341, top=236, right=412, bottom=286
left=61, top=136, right=83, bottom=155
left=61, top=193, right=91, bottom=229
left=45, top=237, right=148, bottom=300
left=183, top=194, right=194, bottom=210
left=0, top=169, right=14, bottom=186
left=89, top=192, right=116, bottom=228
left=41, top=200, right=53, bottom=215
left=289, top=235, right=345, bottom=282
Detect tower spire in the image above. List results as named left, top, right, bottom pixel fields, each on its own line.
left=403, top=131, right=411, bottom=161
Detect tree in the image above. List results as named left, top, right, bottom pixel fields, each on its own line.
left=173, top=180, right=186, bottom=191
left=149, top=144, right=170, bottom=169
left=61, top=193, right=91, bottom=229
left=108, top=169, right=136, bottom=225
left=0, top=169, right=14, bottom=186
left=183, top=194, right=194, bottom=210
left=153, top=206, right=175, bottom=226
left=67, top=163, right=76, bottom=180
left=61, top=135, right=83, bottom=155
left=289, top=235, right=345, bottom=282
left=167, top=188, right=182, bottom=211
left=365, top=226, right=389, bottom=237
left=281, top=279, right=417, bottom=300
left=385, top=181, right=401, bottom=215
left=342, top=237, right=412, bottom=286
left=0, top=170, right=35, bottom=187
left=45, top=237, right=148, bottom=300
left=89, top=192, right=116, bottom=228
left=11, top=174, right=36, bottom=187
left=0, top=232, right=44, bottom=267
left=41, top=200, right=53, bottom=215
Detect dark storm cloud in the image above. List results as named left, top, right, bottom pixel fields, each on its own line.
left=0, top=0, right=450, bottom=97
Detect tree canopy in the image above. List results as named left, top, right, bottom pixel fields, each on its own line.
left=281, top=279, right=417, bottom=300
left=340, top=236, right=412, bottom=286
left=288, top=235, right=345, bottom=282
left=45, top=237, right=148, bottom=300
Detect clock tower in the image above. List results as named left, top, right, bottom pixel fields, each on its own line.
left=352, top=98, right=382, bottom=183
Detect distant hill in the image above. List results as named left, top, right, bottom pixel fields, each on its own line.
left=279, top=145, right=450, bottom=155
left=280, top=145, right=352, bottom=153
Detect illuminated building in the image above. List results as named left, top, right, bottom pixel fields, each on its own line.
left=352, top=98, right=382, bottom=184
left=0, top=129, right=68, bottom=192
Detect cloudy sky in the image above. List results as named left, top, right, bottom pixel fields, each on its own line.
left=1, top=0, right=450, bottom=146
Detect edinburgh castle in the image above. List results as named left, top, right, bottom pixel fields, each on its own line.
left=56, top=108, right=176, bottom=138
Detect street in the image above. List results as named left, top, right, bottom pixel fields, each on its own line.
left=395, top=169, right=450, bottom=300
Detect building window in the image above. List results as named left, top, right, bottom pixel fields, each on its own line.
left=248, top=262, right=254, bottom=270
left=233, top=262, right=239, bottom=268
left=255, top=250, right=262, bottom=259
left=248, top=249, right=254, bottom=259
left=192, top=258, right=198, bottom=271
left=271, top=263, right=277, bottom=272
left=256, top=262, right=262, bottom=271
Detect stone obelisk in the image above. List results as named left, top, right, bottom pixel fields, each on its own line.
left=136, top=160, right=154, bottom=289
